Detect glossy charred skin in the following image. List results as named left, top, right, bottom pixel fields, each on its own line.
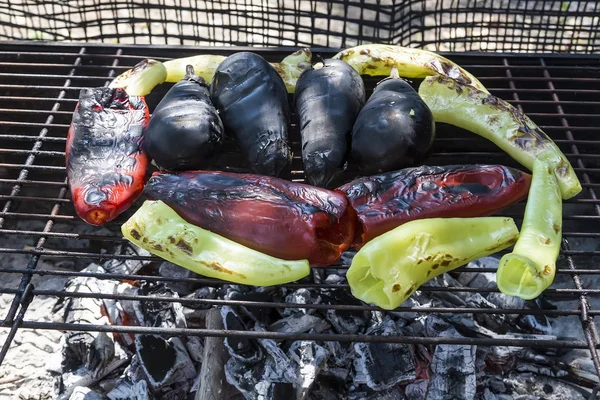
left=144, top=170, right=356, bottom=266
left=294, top=59, right=366, bottom=187
left=352, top=71, right=435, bottom=175
left=144, top=65, right=224, bottom=171
left=337, top=164, right=532, bottom=248
left=66, top=87, right=149, bottom=225
left=210, top=52, right=292, bottom=177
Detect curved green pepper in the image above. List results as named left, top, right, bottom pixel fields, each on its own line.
left=109, top=59, right=167, bottom=96
left=122, top=200, right=310, bottom=286
left=418, top=75, right=581, bottom=200
left=497, top=159, right=562, bottom=300
left=347, top=217, right=519, bottom=310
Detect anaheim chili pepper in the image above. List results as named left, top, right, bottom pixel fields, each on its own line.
left=143, top=170, right=357, bottom=266
left=66, top=87, right=149, bottom=225
left=336, top=164, right=532, bottom=248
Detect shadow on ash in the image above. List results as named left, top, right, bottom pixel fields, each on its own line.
left=28, top=245, right=600, bottom=400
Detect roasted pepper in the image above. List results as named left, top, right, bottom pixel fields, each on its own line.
left=122, top=200, right=310, bottom=285
left=347, top=217, right=519, bottom=310
left=497, top=159, right=562, bottom=300
left=144, top=170, right=356, bottom=266
left=114, top=49, right=312, bottom=96
left=332, top=44, right=487, bottom=92
left=108, top=59, right=167, bottom=96
left=66, top=87, right=149, bottom=225
left=418, top=76, right=581, bottom=200
left=337, top=165, right=531, bottom=248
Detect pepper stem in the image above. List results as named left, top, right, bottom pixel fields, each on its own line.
left=389, top=66, right=400, bottom=80
left=183, top=64, right=208, bottom=86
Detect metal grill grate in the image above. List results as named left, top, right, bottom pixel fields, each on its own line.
left=0, top=42, right=599, bottom=391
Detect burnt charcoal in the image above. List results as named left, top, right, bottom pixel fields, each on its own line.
left=68, top=387, right=105, bottom=400
left=283, top=289, right=322, bottom=316
left=561, top=350, right=600, bottom=386
left=354, top=318, right=416, bottom=391
left=482, top=346, right=522, bottom=374
left=221, top=306, right=263, bottom=363
left=427, top=275, right=468, bottom=307
left=309, top=375, right=347, bottom=400
left=135, top=335, right=197, bottom=391
left=158, top=261, right=201, bottom=295
left=198, top=308, right=244, bottom=400
left=58, top=264, right=130, bottom=399
left=424, top=315, right=452, bottom=337
left=288, top=341, right=329, bottom=399
left=185, top=286, right=218, bottom=311
left=324, top=273, right=347, bottom=285
left=405, top=379, right=428, bottom=400
left=103, top=244, right=151, bottom=275
left=321, top=289, right=370, bottom=334
left=500, top=372, right=588, bottom=400
left=517, top=314, right=553, bottom=335
left=106, top=377, right=150, bottom=400
left=226, top=287, right=285, bottom=323
left=224, top=332, right=296, bottom=400
left=185, top=336, right=204, bottom=364
left=134, top=282, right=186, bottom=329
left=456, top=257, right=499, bottom=288
left=465, top=293, right=509, bottom=333
left=486, top=292, right=525, bottom=323
left=268, top=313, right=330, bottom=334
left=426, top=327, right=476, bottom=400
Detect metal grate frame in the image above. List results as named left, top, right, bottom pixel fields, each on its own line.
left=0, top=41, right=599, bottom=389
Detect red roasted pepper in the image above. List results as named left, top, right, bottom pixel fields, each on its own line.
left=143, top=170, right=356, bottom=266
left=337, top=164, right=531, bottom=248
left=66, top=87, right=149, bottom=225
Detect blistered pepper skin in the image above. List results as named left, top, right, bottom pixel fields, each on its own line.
left=337, top=164, right=531, bottom=248
left=66, top=87, right=149, bottom=225
left=144, top=170, right=356, bottom=266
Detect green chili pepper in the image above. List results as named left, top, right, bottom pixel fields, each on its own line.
left=497, top=159, right=562, bottom=300
left=332, top=44, right=488, bottom=92
left=109, top=59, right=167, bottom=96
left=418, top=75, right=581, bottom=200
left=347, top=217, right=519, bottom=310
left=163, top=48, right=312, bottom=93
left=121, top=200, right=310, bottom=286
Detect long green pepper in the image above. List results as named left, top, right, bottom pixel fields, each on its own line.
left=347, top=217, right=519, bottom=310
left=497, top=159, right=563, bottom=299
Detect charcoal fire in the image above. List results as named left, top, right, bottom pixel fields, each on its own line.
left=48, top=250, right=599, bottom=400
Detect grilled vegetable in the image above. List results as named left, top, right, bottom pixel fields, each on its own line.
left=211, top=52, right=292, bottom=176
left=294, top=59, right=366, bottom=187
left=418, top=76, right=581, bottom=200
left=122, top=200, right=310, bottom=286
left=497, top=159, right=562, bottom=300
left=163, top=48, right=312, bottom=93
left=109, top=59, right=167, bottom=96
left=347, top=217, right=519, bottom=310
left=351, top=68, right=435, bottom=174
left=337, top=164, right=531, bottom=248
left=164, top=55, right=226, bottom=84
left=66, top=87, right=149, bottom=225
left=144, top=65, right=224, bottom=171
left=144, top=170, right=356, bottom=266
left=332, top=44, right=487, bottom=92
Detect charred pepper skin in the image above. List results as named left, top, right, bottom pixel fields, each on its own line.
left=337, top=164, right=532, bottom=248
left=144, top=170, right=356, bottom=266
left=66, top=87, right=149, bottom=226
left=210, top=52, right=292, bottom=177
left=294, top=59, right=366, bottom=187
left=144, top=65, right=224, bottom=171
